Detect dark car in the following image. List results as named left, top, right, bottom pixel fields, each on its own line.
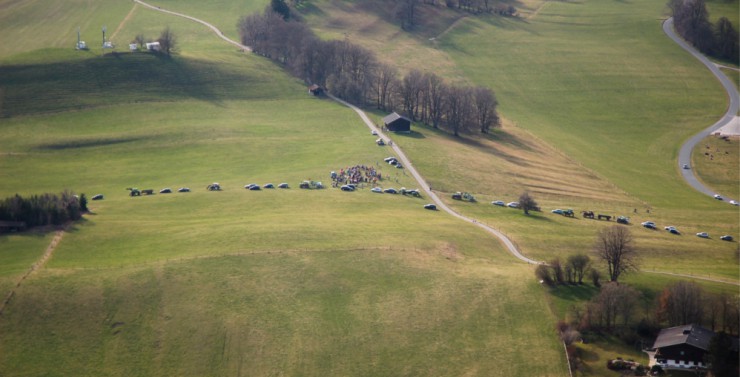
left=263, top=183, right=275, bottom=189
left=424, top=204, right=437, bottom=210
left=278, top=183, right=289, bottom=189
left=249, top=185, right=261, bottom=191
left=91, top=194, right=104, bottom=200
left=720, top=235, right=733, bottom=241
left=159, top=188, right=172, bottom=194
left=340, top=185, right=355, bottom=191
left=178, top=187, right=191, bottom=193
left=384, top=188, right=398, bottom=194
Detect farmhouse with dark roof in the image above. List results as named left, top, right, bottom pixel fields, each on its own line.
left=647, top=324, right=714, bottom=370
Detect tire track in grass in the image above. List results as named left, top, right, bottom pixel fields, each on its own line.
left=110, top=2, right=138, bottom=42
left=0, top=227, right=66, bottom=316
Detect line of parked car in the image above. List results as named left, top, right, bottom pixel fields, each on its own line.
left=640, top=221, right=732, bottom=241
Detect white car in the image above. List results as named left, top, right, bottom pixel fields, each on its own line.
left=696, top=232, right=709, bottom=238
left=371, top=187, right=383, bottom=193
left=491, top=200, right=505, bottom=206
left=714, top=194, right=723, bottom=200
left=507, top=202, right=520, bottom=208
left=730, top=200, right=739, bottom=206
left=371, top=130, right=378, bottom=135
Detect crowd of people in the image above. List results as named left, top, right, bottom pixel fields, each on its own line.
left=330, top=165, right=382, bottom=187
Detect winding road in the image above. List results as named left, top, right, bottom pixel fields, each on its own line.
left=664, top=18, right=740, bottom=204
left=130, top=5, right=740, bottom=271
left=133, top=0, right=540, bottom=265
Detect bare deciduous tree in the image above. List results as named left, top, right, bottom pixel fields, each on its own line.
left=590, top=282, right=638, bottom=329
left=593, top=225, right=637, bottom=282
left=518, top=191, right=538, bottom=215
left=157, top=27, right=176, bottom=56
left=472, top=86, right=499, bottom=133
left=656, top=281, right=704, bottom=327
left=567, top=254, right=591, bottom=284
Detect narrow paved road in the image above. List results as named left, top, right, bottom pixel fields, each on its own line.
left=135, top=0, right=541, bottom=265
left=664, top=18, right=739, bottom=205
left=133, top=0, right=251, bottom=51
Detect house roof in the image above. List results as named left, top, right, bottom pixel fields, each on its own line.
left=653, top=324, right=714, bottom=351
left=382, top=112, right=410, bottom=125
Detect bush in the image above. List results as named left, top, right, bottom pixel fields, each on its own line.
left=590, top=268, right=601, bottom=287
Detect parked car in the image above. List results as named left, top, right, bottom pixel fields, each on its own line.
left=730, top=200, right=739, bottom=206
left=491, top=200, right=505, bottom=206
left=664, top=226, right=676, bottom=231
left=551, top=209, right=564, bottom=215
left=91, top=194, right=104, bottom=200
left=696, top=232, right=709, bottom=238
left=278, top=183, right=289, bottom=189
left=263, top=183, right=274, bottom=189
left=159, top=188, right=172, bottom=194
left=682, top=164, right=689, bottom=169
left=376, top=138, right=385, bottom=146
left=249, top=185, right=261, bottom=191
left=384, top=188, right=398, bottom=194
left=407, top=189, right=421, bottom=197
left=507, top=202, right=520, bottom=208
left=720, top=235, right=733, bottom=241
left=641, top=221, right=656, bottom=229
left=616, top=216, right=629, bottom=224
left=669, top=228, right=680, bottom=235
left=384, top=156, right=396, bottom=162
left=371, top=130, right=378, bottom=135
left=340, top=185, right=355, bottom=191
left=371, top=187, right=383, bottom=193
left=424, top=203, right=437, bottom=210
left=177, top=187, right=190, bottom=193
left=714, top=194, right=723, bottom=200
left=245, top=184, right=257, bottom=190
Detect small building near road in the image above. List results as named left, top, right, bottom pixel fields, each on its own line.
left=383, top=112, right=411, bottom=133
left=145, top=41, right=161, bottom=51
left=647, top=324, right=714, bottom=370
left=308, top=84, right=324, bottom=96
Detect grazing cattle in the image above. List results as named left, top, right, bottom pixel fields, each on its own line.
left=597, top=214, right=612, bottom=221
left=581, top=211, right=595, bottom=219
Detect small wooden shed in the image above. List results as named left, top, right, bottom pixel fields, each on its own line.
left=383, top=112, right=411, bottom=133
left=308, top=84, right=324, bottom=96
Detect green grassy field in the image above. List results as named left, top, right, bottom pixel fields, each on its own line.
left=693, top=135, right=740, bottom=200
left=0, top=0, right=738, bottom=375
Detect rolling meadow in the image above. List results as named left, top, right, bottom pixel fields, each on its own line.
left=0, top=0, right=737, bottom=376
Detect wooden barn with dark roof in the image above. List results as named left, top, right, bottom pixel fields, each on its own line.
left=382, top=112, right=411, bottom=133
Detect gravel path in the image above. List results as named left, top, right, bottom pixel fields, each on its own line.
left=328, top=95, right=542, bottom=265
left=135, top=0, right=541, bottom=265
left=133, top=0, right=251, bottom=52
left=664, top=18, right=740, bottom=205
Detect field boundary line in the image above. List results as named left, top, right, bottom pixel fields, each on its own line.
left=643, top=270, right=739, bottom=286
left=0, top=226, right=66, bottom=316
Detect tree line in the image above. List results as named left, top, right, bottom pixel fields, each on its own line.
left=237, top=8, right=500, bottom=137
left=0, top=191, right=86, bottom=230
left=669, top=0, right=739, bottom=64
